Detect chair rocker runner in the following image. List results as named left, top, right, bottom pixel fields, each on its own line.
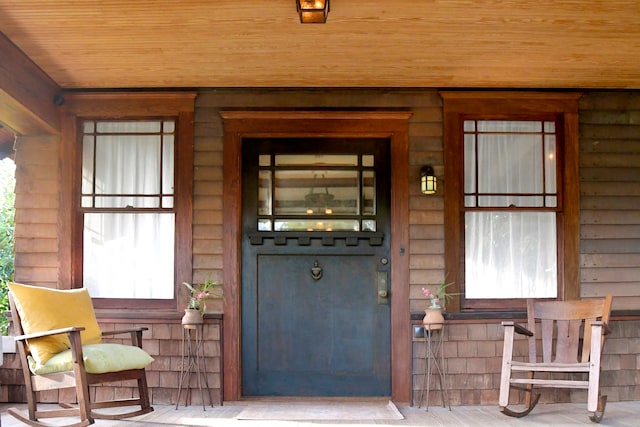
left=499, top=295, right=612, bottom=423
left=7, top=283, right=154, bottom=427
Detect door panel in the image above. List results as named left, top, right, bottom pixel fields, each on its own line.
left=242, top=138, right=390, bottom=396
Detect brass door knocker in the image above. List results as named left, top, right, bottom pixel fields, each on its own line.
left=311, top=260, right=323, bottom=281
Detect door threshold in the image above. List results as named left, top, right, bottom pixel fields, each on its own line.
left=229, top=396, right=392, bottom=404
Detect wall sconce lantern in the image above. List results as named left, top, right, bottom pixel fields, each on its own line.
left=297, top=0, right=330, bottom=23
left=420, top=166, right=437, bottom=194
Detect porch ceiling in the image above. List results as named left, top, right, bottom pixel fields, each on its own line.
left=0, top=1, right=639, bottom=90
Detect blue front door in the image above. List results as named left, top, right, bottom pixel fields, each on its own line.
left=241, top=138, right=391, bottom=396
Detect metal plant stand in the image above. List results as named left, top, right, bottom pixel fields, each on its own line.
left=176, top=323, right=213, bottom=410
left=418, top=323, right=451, bottom=411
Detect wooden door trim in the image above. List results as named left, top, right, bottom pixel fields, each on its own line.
left=221, top=111, right=412, bottom=403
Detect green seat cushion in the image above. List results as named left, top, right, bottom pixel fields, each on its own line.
left=28, top=343, right=154, bottom=375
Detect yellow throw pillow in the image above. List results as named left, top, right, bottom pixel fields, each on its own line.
left=9, top=282, right=102, bottom=365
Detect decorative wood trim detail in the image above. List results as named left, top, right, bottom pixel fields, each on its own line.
left=221, top=110, right=412, bottom=403
left=0, top=32, right=62, bottom=135
left=60, top=92, right=197, bottom=116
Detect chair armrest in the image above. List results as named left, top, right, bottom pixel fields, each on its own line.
left=102, top=327, right=148, bottom=348
left=14, top=326, right=85, bottom=342
left=102, top=327, right=149, bottom=337
left=591, top=320, right=610, bottom=335
left=501, top=321, right=533, bottom=337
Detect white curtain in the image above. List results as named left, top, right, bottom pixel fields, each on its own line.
left=464, top=121, right=557, bottom=299
left=83, top=122, right=174, bottom=299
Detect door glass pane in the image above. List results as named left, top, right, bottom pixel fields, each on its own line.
left=258, top=170, right=272, bottom=215
left=363, top=171, right=375, bottom=215
left=274, top=170, right=358, bottom=216
left=275, top=154, right=358, bottom=166
left=362, top=155, right=374, bottom=167
left=259, top=154, right=271, bottom=167
left=258, top=219, right=272, bottom=231
left=258, top=152, right=379, bottom=233
left=274, top=219, right=359, bottom=232
left=362, top=219, right=376, bottom=232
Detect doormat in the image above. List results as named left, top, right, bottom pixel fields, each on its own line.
left=235, top=400, right=404, bottom=421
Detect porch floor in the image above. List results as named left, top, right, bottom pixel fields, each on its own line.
left=1, top=400, right=639, bottom=426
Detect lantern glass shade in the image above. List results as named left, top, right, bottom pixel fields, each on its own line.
left=421, top=166, right=437, bottom=194
left=297, top=0, right=330, bottom=23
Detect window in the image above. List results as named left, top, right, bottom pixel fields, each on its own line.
left=442, top=92, right=581, bottom=311
left=61, top=92, right=195, bottom=310
left=81, top=119, right=176, bottom=299
left=464, top=120, right=558, bottom=299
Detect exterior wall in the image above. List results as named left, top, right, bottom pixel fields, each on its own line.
left=579, top=92, right=640, bottom=308
left=13, top=135, right=59, bottom=287
left=2, top=89, right=639, bottom=406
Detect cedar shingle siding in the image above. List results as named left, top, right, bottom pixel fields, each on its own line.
left=4, top=89, right=639, bottom=405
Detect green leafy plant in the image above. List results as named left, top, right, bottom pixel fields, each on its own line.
left=0, top=159, right=15, bottom=335
left=182, top=278, right=219, bottom=313
left=421, top=278, right=458, bottom=310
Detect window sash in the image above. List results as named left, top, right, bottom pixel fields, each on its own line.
left=81, top=119, right=177, bottom=301
left=464, top=212, right=557, bottom=299
left=83, top=212, right=175, bottom=299
left=463, top=119, right=557, bottom=208
left=81, top=120, right=175, bottom=209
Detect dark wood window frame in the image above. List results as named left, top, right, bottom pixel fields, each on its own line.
left=441, top=92, right=582, bottom=312
left=59, top=92, right=196, bottom=311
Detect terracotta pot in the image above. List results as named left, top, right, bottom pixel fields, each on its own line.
left=422, top=308, right=444, bottom=330
left=182, top=308, right=203, bottom=325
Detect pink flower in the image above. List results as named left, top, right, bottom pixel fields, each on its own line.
left=421, top=287, right=434, bottom=299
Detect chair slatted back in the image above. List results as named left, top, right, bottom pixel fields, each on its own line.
left=526, top=296, right=612, bottom=364
left=9, top=294, right=30, bottom=362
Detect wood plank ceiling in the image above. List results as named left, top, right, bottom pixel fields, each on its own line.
left=0, top=0, right=639, bottom=89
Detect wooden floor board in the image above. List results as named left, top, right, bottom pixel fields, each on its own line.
left=2, top=401, right=639, bottom=426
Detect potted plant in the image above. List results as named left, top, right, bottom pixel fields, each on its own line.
left=421, top=279, right=458, bottom=330
left=182, top=279, right=219, bottom=324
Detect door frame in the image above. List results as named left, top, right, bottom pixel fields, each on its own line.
left=221, top=111, right=412, bottom=403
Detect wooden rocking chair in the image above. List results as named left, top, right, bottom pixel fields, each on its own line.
left=499, top=295, right=612, bottom=423
left=7, top=282, right=154, bottom=427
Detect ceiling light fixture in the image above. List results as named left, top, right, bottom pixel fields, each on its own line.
left=297, top=0, right=330, bottom=24
left=305, top=174, right=334, bottom=214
